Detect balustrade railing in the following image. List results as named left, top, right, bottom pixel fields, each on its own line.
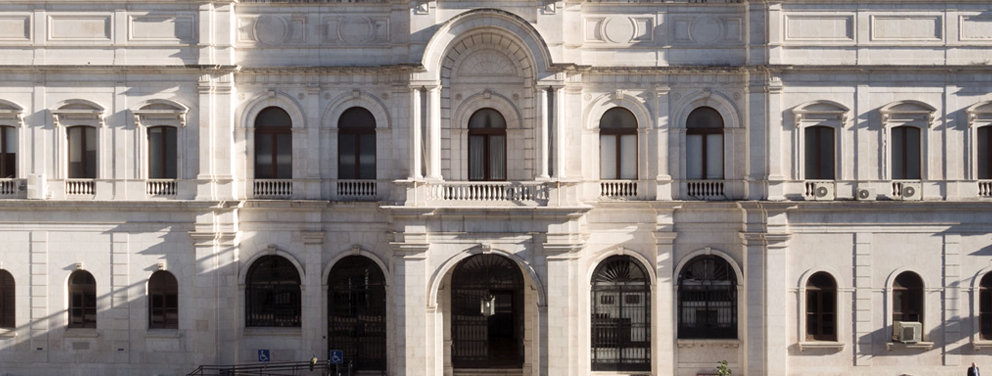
left=66, top=179, right=95, bottom=196
left=600, top=180, right=639, bottom=199
left=586, top=0, right=743, bottom=3
left=240, top=0, right=385, bottom=3
left=685, top=180, right=725, bottom=200
left=979, top=181, right=992, bottom=197
left=336, top=180, right=377, bottom=200
left=146, top=179, right=177, bottom=196
left=428, top=181, right=549, bottom=202
left=0, top=179, right=18, bottom=197
left=253, top=179, right=293, bottom=199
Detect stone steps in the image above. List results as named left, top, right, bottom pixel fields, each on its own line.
left=453, top=369, right=524, bottom=376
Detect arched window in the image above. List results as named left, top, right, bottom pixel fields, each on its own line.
left=686, top=107, right=724, bottom=180
left=591, top=256, right=650, bottom=372
left=328, top=256, right=387, bottom=372
left=245, top=255, right=301, bottom=327
left=148, top=271, right=178, bottom=329
left=338, top=107, right=377, bottom=180
left=254, top=107, right=293, bottom=179
left=981, top=273, right=992, bottom=340
left=677, top=255, right=737, bottom=339
left=68, top=270, right=96, bottom=328
left=979, top=126, right=992, bottom=179
left=148, top=126, right=177, bottom=179
left=468, top=108, right=506, bottom=181
left=67, top=126, right=97, bottom=179
left=0, top=126, right=15, bottom=178
left=893, top=272, right=923, bottom=325
left=0, top=269, right=13, bottom=328
left=891, top=126, right=921, bottom=180
left=600, top=108, right=637, bottom=180
left=805, top=272, right=836, bottom=341
left=805, top=126, right=835, bottom=180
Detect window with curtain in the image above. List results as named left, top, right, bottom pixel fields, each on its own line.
left=804, top=126, right=835, bottom=180
left=0, top=269, right=13, bottom=328
left=68, top=270, right=97, bottom=328
left=893, top=272, right=923, bottom=325
left=805, top=272, right=837, bottom=341
left=981, top=273, right=992, bottom=340
left=0, top=126, right=15, bottom=178
left=891, top=126, right=921, bottom=180
left=245, top=255, right=301, bottom=327
left=677, top=255, right=737, bottom=339
left=148, top=271, right=178, bottom=329
left=979, top=126, right=992, bottom=179
left=254, top=107, right=293, bottom=179
left=599, top=108, right=637, bottom=180
left=338, top=107, right=377, bottom=180
left=686, top=107, right=724, bottom=180
left=67, top=126, right=97, bottom=179
left=148, top=126, right=177, bottom=179
left=468, top=108, right=506, bottom=181
left=591, top=256, right=651, bottom=372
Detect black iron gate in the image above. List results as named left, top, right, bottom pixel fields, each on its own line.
left=451, top=254, right=524, bottom=369
left=328, top=256, right=387, bottom=373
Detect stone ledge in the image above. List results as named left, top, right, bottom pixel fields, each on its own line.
left=0, top=328, right=16, bottom=338
left=799, top=341, right=845, bottom=351
left=63, top=328, right=99, bottom=338
left=886, top=341, right=934, bottom=351
left=243, top=327, right=302, bottom=337
left=676, top=339, right=741, bottom=348
left=973, top=341, right=992, bottom=350
left=144, top=329, right=181, bottom=339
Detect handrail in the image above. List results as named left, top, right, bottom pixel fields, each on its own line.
left=186, top=360, right=374, bottom=376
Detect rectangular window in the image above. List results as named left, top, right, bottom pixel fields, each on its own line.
left=620, top=134, right=637, bottom=179
left=979, top=127, right=991, bottom=179
left=892, top=126, right=921, bottom=180
left=600, top=135, right=617, bottom=179
left=68, top=127, right=96, bottom=179
left=0, top=127, right=15, bottom=179
left=805, top=126, right=835, bottom=180
left=686, top=135, right=703, bottom=179
left=148, top=127, right=177, bottom=179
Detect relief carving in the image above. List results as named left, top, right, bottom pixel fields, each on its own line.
left=457, top=50, right=517, bottom=76
left=255, top=15, right=289, bottom=45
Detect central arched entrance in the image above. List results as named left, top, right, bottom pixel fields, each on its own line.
left=451, top=254, right=524, bottom=369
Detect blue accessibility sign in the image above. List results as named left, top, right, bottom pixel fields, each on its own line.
left=329, top=350, right=343, bottom=364
left=258, top=349, right=270, bottom=362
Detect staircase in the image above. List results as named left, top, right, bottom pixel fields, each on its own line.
left=453, top=369, right=524, bottom=376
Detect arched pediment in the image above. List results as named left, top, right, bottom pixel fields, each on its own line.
left=0, top=99, right=24, bottom=128
left=966, top=101, right=992, bottom=127
left=880, top=100, right=937, bottom=127
left=52, top=99, right=106, bottom=128
left=793, top=100, right=851, bottom=127
left=133, top=99, right=189, bottom=128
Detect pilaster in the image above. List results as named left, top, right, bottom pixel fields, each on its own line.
left=537, top=87, right=550, bottom=180
left=301, top=231, right=325, bottom=357
left=189, top=230, right=239, bottom=366
left=654, top=229, right=677, bottom=376
left=542, top=239, right=583, bottom=376
left=742, top=224, right=792, bottom=376
left=30, top=231, right=48, bottom=359
left=854, top=232, right=872, bottom=366
left=426, top=85, right=442, bottom=180
left=389, top=239, right=429, bottom=376
left=943, top=234, right=962, bottom=366
left=655, top=85, right=672, bottom=200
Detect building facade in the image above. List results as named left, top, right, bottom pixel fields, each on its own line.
left=0, top=0, right=991, bottom=375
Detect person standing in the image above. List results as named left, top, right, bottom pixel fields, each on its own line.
left=969, top=362, right=981, bottom=376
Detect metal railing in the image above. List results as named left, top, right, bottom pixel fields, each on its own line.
left=600, top=180, right=638, bottom=199
left=187, top=360, right=367, bottom=376
left=427, top=181, right=549, bottom=202
left=66, top=179, right=95, bottom=196
left=146, top=179, right=177, bottom=196
left=685, top=180, right=725, bottom=200
left=253, top=179, right=293, bottom=199
left=586, top=0, right=743, bottom=3
left=240, top=0, right=385, bottom=3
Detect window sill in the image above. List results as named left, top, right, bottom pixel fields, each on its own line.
left=973, top=341, right=992, bottom=350
left=63, top=328, right=99, bottom=338
left=799, top=341, right=845, bottom=351
left=243, top=327, right=302, bottom=337
left=144, top=329, right=180, bottom=339
left=0, top=328, right=16, bottom=338
left=676, top=339, right=740, bottom=349
left=886, top=342, right=934, bottom=351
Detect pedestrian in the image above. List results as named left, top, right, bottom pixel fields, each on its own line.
left=969, top=362, right=981, bottom=376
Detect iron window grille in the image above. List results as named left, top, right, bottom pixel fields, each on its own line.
left=450, top=254, right=524, bottom=369
left=677, top=255, right=737, bottom=339
left=590, top=255, right=651, bottom=372
left=328, top=256, right=387, bottom=372
left=245, top=256, right=301, bottom=327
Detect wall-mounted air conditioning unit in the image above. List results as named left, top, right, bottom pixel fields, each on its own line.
left=893, top=321, right=922, bottom=343
left=26, top=173, right=46, bottom=200
left=856, top=187, right=876, bottom=201
left=894, top=182, right=923, bottom=201
left=810, top=182, right=835, bottom=201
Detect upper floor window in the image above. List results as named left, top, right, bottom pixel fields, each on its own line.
left=805, top=272, right=836, bottom=341
left=148, top=126, right=177, bottom=179
left=254, top=107, right=292, bottom=179
left=245, top=255, right=301, bottom=327
left=67, top=126, right=97, bottom=179
left=677, top=255, right=737, bottom=339
left=468, top=108, right=506, bottom=181
left=600, top=108, right=637, bottom=180
left=891, top=126, right=922, bottom=180
left=805, top=126, right=835, bottom=180
left=148, top=271, right=178, bottom=329
left=338, top=107, right=376, bottom=180
left=980, top=273, right=992, bottom=340
left=0, top=269, right=13, bottom=328
left=591, top=255, right=650, bottom=372
left=68, top=270, right=97, bottom=328
left=893, top=272, right=923, bottom=325
left=979, top=126, right=992, bottom=180
left=686, top=107, right=724, bottom=180
left=0, top=126, right=15, bottom=178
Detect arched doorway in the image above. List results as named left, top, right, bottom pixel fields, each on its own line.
left=328, top=256, right=387, bottom=372
left=451, top=254, right=524, bottom=369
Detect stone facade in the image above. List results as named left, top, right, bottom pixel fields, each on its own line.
left=0, top=0, right=990, bottom=376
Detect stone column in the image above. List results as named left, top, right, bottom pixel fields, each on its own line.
left=301, top=231, right=325, bottom=357
left=426, top=86, right=442, bottom=180
left=537, top=87, right=550, bottom=180
left=408, top=87, right=423, bottom=180
left=943, top=234, right=962, bottom=366
left=655, top=86, right=672, bottom=200
left=543, top=229, right=584, bottom=376
left=654, top=226, right=678, bottom=376
left=391, top=238, right=429, bottom=376
left=553, top=86, right=566, bottom=179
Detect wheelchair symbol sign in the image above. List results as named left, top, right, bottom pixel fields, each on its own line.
left=329, top=350, right=343, bottom=364
left=258, top=349, right=270, bottom=362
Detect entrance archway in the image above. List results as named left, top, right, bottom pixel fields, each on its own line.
left=327, top=256, right=387, bottom=372
left=450, top=254, right=525, bottom=369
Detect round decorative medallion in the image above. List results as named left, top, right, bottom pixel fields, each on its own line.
left=238, top=94, right=246, bottom=100
left=603, top=17, right=636, bottom=44
left=733, top=92, right=741, bottom=101
left=673, top=92, right=681, bottom=101
left=324, top=93, right=331, bottom=100
left=584, top=93, right=592, bottom=101
left=689, top=16, right=723, bottom=44
left=512, top=93, right=519, bottom=101
left=297, top=93, right=305, bottom=100
left=254, top=15, right=289, bottom=45
left=339, top=17, right=373, bottom=44
left=381, top=93, right=389, bottom=100
left=455, top=93, right=463, bottom=101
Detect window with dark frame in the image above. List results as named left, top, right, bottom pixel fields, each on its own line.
left=891, top=126, right=922, bottom=180
left=979, top=126, right=992, bottom=180
left=804, top=126, right=835, bottom=180
left=893, top=272, right=923, bottom=326
left=599, top=108, right=637, bottom=180
left=148, top=271, right=178, bottom=329
left=147, top=126, right=178, bottom=179
left=467, top=108, right=507, bottom=181
left=68, top=270, right=97, bottom=328
left=677, top=255, right=737, bottom=339
left=254, top=107, right=293, bottom=179
left=980, top=273, right=992, bottom=340
left=67, top=126, right=97, bottom=179
left=338, top=107, right=377, bottom=180
left=245, top=255, right=301, bottom=327
left=805, top=272, right=837, bottom=341
left=327, top=256, right=387, bottom=372
left=686, top=107, right=725, bottom=180
left=590, top=255, right=651, bottom=372
left=0, top=126, right=15, bottom=179
left=0, top=269, right=13, bottom=328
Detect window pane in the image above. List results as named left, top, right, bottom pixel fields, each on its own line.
left=905, top=127, right=921, bottom=179
left=275, top=134, right=292, bottom=179
left=706, top=134, right=724, bottom=179
left=818, top=128, right=835, bottom=180
left=338, top=134, right=356, bottom=179
left=469, top=135, right=485, bottom=180
left=255, top=134, right=273, bottom=179
left=359, top=133, right=376, bottom=180
left=164, top=127, right=177, bottom=179
left=980, top=127, right=990, bottom=179
left=68, top=127, right=82, bottom=178
left=149, top=128, right=163, bottom=179
left=620, top=134, right=637, bottom=179
left=892, top=127, right=905, bottom=179
left=687, top=107, right=724, bottom=129
left=600, top=108, right=637, bottom=129
left=4, top=127, right=15, bottom=153
left=85, top=128, right=96, bottom=178
left=489, top=135, right=505, bottom=180
left=600, top=135, right=617, bottom=179
left=686, top=135, right=703, bottom=180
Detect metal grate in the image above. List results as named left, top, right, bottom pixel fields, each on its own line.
left=328, top=256, right=387, bottom=374
left=591, top=256, right=651, bottom=372
left=677, top=256, right=737, bottom=339
left=451, top=254, right=524, bottom=369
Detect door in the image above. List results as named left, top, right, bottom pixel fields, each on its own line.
left=451, top=254, right=524, bottom=369
left=328, top=256, right=387, bottom=372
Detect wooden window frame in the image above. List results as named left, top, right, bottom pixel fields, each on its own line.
left=68, top=271, right=97, bottom=329
left=891, top=126, right=922, bottom=180
left=147, top=126, right=177, bottom=180
left=253, top=108, right=293, bottom=180
left=0, top=269, right=13, bottom=328
left=0, top=126, right=15, bottom=179
left=980, top=273, right=992, bottom=340
left=805, top=272, right=837, bottom=341
left=148, top=271, right=178, bottom=330
left=337, top=108, right=377, bottom=180
left=804, top=126, right=836, bottom=180
left=978, top=126, right=992, bottom=180
left=67, top=126, right=96, bottom=179
left=686, top=107, right=725, bottom=180
left=893, top=272, right=924, bottom=325
left=467, top=109, right=507, bottom=182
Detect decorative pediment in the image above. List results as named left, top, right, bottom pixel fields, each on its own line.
left=879, top=100, right=937, bottom=127
left=133, top=100, right=189, bottom=128
left=457, top=50, right=518, bottom=77
left=966, top=101, right=992, bottom=127
left=792, top=100, right=851, bottom=127
left=52, top=100, right=105, bottom=128
left=0, top=100, right=24, bottom=128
